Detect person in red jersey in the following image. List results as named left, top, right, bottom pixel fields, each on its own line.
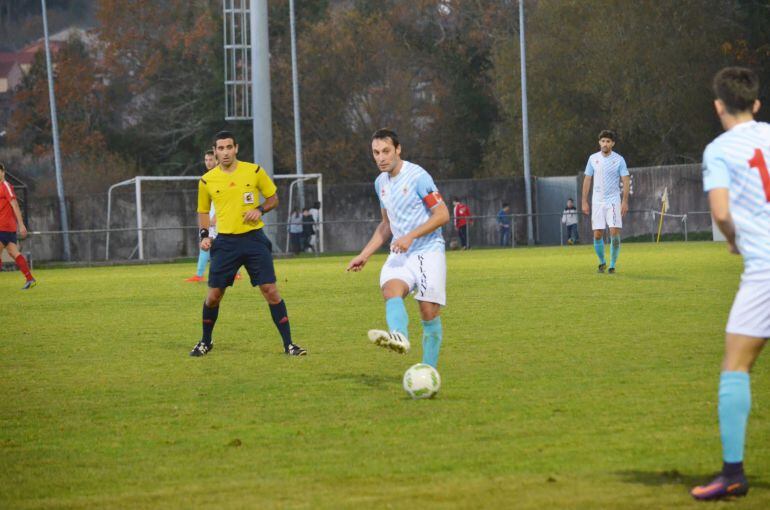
left=452, top=197, right=472, bottom=250
left=0, top=163, right=36, bottom=289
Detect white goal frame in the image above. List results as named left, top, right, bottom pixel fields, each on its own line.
left=105, top=173, right=323, bottom=260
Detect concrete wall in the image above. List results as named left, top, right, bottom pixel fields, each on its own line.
left=23, top=164, right=710, bottom=262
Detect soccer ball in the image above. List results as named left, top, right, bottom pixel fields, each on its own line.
left=402, top=363, right=441, bottom=399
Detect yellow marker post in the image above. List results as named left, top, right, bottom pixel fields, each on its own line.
left=656, top=187, right=669, bottom=243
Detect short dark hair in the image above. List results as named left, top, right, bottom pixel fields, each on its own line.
left=214, top=130, right=237, bottom=146
left=205, top=149, right=215, bottom=157
left=567, top=198, right=574, bottom=202
left=502, top=202, right=510, bottom=207
left=713, top=67, right=760, bottom=114
left=598, top=130, right=615, bottom=141
left=0, top=163, right=5, bottom=172
left=371, top=128, right=399, bottom=148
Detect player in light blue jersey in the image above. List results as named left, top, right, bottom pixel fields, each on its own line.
left=347, top=129, right=450, bottom=368
left=691, top=67, right=770, bottom=502
left=186, top=150, right=219, bottom=282
left=581, top=130, right=630, bottom=274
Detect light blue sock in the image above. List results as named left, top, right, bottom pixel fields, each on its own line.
left=719, top=371, right=751, bottom=463
left=196, top=249, right=210, bottom=277
left=609, top=235, right=621, bottom=269
left=593, top=238, right=606, bottom=265
left=385, top=297, right=409, bottom=337
left=421, top=317, right=443, bottom=368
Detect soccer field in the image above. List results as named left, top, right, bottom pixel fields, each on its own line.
left=1, top=242, right=768, bottom=509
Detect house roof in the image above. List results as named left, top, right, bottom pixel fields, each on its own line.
left=0, top=61, right=17, bottom=77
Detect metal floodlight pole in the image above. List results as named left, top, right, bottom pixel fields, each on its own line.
left=519, top=0, right=534, bottom=245
left=250, top=0, right=275, bottom=242
left=41, top=0, right=71, bottom=260
left=251, top=0, right=274, bottom=178
left=289, top=0, right=305, bottom=208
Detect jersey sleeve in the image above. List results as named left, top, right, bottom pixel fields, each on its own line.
left=415, top=171, right=444, bottom=209
left=256, top=166, right=278, bottom=199
left=702, top=144, right=731, bottom=191
left=619, top=157, right=629, bottom=176
left=584, top=158, right=594, bottom=176
left=374, top=178, right=385, bottom=210
left=197, top=179, right=211, bottom=213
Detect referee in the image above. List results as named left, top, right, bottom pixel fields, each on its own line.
left=190, top=131, right=306, bottom=356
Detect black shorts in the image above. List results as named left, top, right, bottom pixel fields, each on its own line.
left=0, top=231, right=17, bottom=245
left=208, top=229, right=276, bottom=288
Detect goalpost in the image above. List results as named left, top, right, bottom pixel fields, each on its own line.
left=105, top=173, right=323, bottom=260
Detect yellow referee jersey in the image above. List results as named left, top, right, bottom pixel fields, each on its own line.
left=197, top=161, right=277, bottom=234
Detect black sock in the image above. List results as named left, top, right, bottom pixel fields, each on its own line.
left=722, top=461, right=744, bottom=477
left=202, top=302, right=219, bottom=344
left=269, top=299, right=292, bottom=349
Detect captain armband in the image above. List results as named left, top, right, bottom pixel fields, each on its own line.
left=423, top=191, right=444, bottom=208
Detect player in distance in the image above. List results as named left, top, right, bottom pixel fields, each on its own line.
left=0, top=163, right=36, bottom=289
left=186, top=150, right=219, bottom=283
left=347, top=129, right=449, bottom=368
left=690, top=66, right=770, bottom=501
left=581, top=130, right=630, bottom=274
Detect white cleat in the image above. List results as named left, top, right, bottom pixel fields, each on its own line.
left=367, top=329, right=410, bottom=354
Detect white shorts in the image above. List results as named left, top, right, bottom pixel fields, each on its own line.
left=379, top=251, right=446, bottom=306
left=726, top=278, right=770, bottom=338
left=591, top=202, right=622, bottom=230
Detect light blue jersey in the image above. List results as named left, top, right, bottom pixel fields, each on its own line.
left=585, top=151, right=629, bottom=204
left=703, top=120, right=770, bottom=280
left=209, top=203, right=217, bottom=237
left=374, top=161, right=445, bottom=255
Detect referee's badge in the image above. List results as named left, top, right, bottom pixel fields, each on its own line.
left=243, top=192, right=255, bottom=204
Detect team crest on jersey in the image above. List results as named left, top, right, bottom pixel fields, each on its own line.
left=402, top=186, right=408, bottom=195
left=243, top=192, right=255, bottom=204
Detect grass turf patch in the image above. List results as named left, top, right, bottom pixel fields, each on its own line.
left=1, top=242, right=768, bottom=508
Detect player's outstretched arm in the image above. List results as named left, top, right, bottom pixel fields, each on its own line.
left=581, top=176, right=592, bottom=215
left=347, top=209, right=392, bottom=272
left=391, top=201, right=449, bottom=254
left=708, top=188, right=739, bottom=253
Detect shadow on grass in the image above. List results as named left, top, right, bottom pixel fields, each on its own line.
left=615, top=470, right=770, bottom=489
left=322, top=372, right=393, bottom=388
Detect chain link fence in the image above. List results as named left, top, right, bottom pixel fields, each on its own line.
left=3, top=209, right=718, bottom=268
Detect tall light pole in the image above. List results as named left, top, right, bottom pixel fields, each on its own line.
left=519, top=0, right=534, bottom=245
left=41, top=0, right=71, bottom=260
left=250, top=0, right=274, bottom=177
left=289, top=0, right=304, bottom=208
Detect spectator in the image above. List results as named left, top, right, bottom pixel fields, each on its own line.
left=497, top=203, right=512, bottom=247
left=562, top=198, right=579, bottom=245
left=308, top=201, right=320, bottom=251
left=302, top=207, right=315, bottom=252
left=452, top=197, right=471, bottom=250
left=288, top=208, right=303, bottom=254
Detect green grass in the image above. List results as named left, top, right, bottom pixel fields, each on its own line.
left=1, top=242, right=768, bottom=509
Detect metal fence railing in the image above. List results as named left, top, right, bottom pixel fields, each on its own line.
left=4, top=209, right=716, bottom=266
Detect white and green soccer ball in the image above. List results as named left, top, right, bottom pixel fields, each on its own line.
left=402, top=363, right=441, bottom=399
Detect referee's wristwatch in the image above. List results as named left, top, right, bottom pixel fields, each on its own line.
left=257, top=205, right=266, bottom=214
left=199, top=228, right=210, bottom=240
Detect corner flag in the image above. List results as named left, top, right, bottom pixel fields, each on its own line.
left=656, top=187, right=669, bottom=243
